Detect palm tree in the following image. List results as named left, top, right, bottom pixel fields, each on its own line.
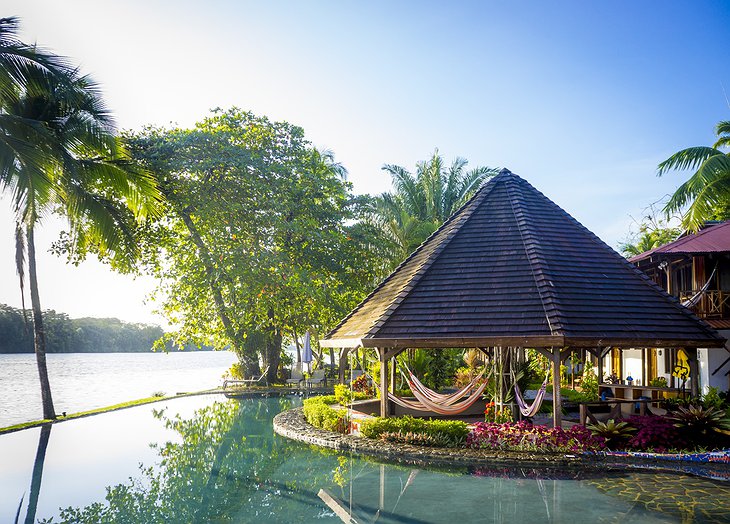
left=0, top=29, right=161, bottom=419
left=659, top=120, right=730, bottom=231
left=372, top=150, right=497, bottom=264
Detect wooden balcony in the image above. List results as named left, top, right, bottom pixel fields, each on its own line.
left=678, top=289, right=730, bottom=318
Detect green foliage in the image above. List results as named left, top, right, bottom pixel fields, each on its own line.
left=0, top=303, right=166, bottom=353
left=658, top=120, right=730, bottom=231
left=333, top=384, right=370, bottom=405
left=581, top=362, right=599, bottom=401
left=620, top=209, right=681, bottom=257
left=586, top=419, right=637, bottom=448
left=701, top=386, right=724, bottom=410
left=370, top=150, right=498, bottom=268
left=667, top=405, right=730, bottom=444
left=649, top=376, right=668, bottom=388
left=124, top=110, right=381, bottom=376
left=302, top=395, right=350, bottom=433
left=360, top=415, right=469, bottom=448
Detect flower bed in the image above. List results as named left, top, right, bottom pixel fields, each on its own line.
left=467, top=421, right=605, bottom=453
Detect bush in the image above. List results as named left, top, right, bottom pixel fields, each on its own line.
left=667, top=404, right=730, bottom=448
left=626, top=415, right=684, bottom=452
left=581, top=363, right=599, bottom=401
left=360, top=415, right=469, bottom=448
left=585, top=419, right=636, bottom=449
left=302, top=395, right=349, bottom=433
left=334, top=384, right=371, bottom=406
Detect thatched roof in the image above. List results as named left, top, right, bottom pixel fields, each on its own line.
left=322, top=170, right=724, bottom=350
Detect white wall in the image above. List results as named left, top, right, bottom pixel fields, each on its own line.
left=698, top=340, right=730, bottom=394
left=621, top=349, right=643, bottom=385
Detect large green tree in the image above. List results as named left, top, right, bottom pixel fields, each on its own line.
left=659, top=120, right=730, bottom=231
left=125, top=109, right=379, bottom=380
left=372, top=150, right=497, bottom=266
left=0, top=20, right=161, bottom=419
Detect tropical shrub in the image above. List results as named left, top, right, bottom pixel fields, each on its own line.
left=649, top=376, right=668, bottom=388
left=701, top=386, right=724, bottom=410
left=351, top=374, right=374, bottom=395
left=581, top=363, right=599, bottom=401
left=626, top=415, right=684, bottom=452
left=360, top=415, right=469, bottom=448
left=586, top=419, right=636, bottom=449
left=667, top=405, right=730, bottom=447
left=302, top=396, right=349, bottom=433
left=334, top=384, right=371, bottom=406
left=467, top=421, right=604, bottom=453
left=484, top=401, right=513, bottom=424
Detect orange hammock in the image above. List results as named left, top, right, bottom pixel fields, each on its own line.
left=404, top=365, right=486, bottom=406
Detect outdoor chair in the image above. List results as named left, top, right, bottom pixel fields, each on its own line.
left=348, top=369, right=364, bottom=385
left=307, top=368, right=326, bottom=389
left=223, top=365, right=270, bottom=388
left=286, top=363, right=305, bottom=388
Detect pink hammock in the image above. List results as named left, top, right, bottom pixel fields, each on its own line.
left=365, top=368, right=488, bottom=415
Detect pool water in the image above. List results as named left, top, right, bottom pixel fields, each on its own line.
left=2, top=394, right=728, bottom=523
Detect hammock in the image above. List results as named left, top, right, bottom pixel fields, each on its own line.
left=365, top=368, right=488, bottom=415
left=403, top=364, right=487, bottom=406
left=513, top=369, right=550, bottom=418
left=682, top=263, right=718, bottom=308
left=405, top=377, right=489, bottom=415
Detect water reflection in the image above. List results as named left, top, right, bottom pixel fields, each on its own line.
left=17, top=396, right=730, bottom=524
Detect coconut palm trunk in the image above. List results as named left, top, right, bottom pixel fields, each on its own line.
left=26, top=223, right=55, bottom=420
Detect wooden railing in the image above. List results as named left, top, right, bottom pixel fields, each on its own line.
left=678, top=289, right=730, bottom=318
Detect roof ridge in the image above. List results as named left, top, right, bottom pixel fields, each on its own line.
left=361, top=175, right=504, bottom=339
left=324, top=173, right=503, bottom=343
left=517, top=177, right=721, bottom=340
left=505, top=176, right=564, bottom=336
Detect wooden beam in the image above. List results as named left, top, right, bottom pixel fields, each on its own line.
left=379, top=348, right=389, bottom=417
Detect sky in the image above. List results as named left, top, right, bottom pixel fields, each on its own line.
left=1, top=0, right=729, bottom=327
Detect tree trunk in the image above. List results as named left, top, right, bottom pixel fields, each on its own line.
left=27, top=225, right=55, bottom=420
left=261, top=331, right=281, bottom=384
left=24, top=423, right=52, bottom=524
left=177, top=208, right=258, bottom=373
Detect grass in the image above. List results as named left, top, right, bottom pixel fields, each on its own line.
left=0, top=390, right=216, bottom=435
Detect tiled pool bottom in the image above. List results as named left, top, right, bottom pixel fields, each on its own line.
left=2, top=394, right=729, bottom=523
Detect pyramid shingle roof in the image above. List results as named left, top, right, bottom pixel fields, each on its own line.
left=322, top=170, right=725, bottom=349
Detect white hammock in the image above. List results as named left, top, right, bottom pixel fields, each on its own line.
left=513, top=369, right=550, bottom=418
left=403, top=370, right=489, bottom=415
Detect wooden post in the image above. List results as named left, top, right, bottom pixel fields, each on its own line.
left=390, top=356, right=396, bottom=394
left=597, top=348, right=604, bottom=384
left=379, top=348, right=389, bottom=417
left=552, top=348, right=562, bottom=428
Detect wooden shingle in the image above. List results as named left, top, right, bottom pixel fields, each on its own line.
left=321, top=170, right=725, bottom=349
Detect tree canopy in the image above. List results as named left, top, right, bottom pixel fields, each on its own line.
left=123, top=109, right=382, bottom=378
left=371, top=150, right=497, bottom=267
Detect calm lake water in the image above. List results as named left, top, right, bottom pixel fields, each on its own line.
left=0, top=351, right=237, bottom=427
left=2, top=394, right=729, bottom=523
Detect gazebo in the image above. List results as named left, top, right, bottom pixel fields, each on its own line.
left=321, top=170, right=725, bottom=426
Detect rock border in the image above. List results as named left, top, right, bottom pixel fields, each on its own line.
left=273, top=407, right=730, bottom=481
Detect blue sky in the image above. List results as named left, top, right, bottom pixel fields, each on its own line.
left=1, top=1, right=729, bottom=325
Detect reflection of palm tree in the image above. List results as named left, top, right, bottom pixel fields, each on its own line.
left=23, top=424, right=52, bottom=524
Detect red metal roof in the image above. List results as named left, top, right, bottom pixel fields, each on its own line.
left=630, top=221, right=730, bottom=263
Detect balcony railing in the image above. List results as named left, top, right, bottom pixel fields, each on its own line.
left=678, top=289, right=730, bottom=318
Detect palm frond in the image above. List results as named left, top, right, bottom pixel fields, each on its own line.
left=657, top=146, right=723, bottom=175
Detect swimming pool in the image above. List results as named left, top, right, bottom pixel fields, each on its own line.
left=2, top=394, right=728, bottom=523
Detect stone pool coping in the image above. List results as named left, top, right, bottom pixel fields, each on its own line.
left=273, top=407, right=730, bottom=481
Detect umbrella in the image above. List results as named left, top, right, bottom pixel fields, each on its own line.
left=302, top=331, right=313, bottom=372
